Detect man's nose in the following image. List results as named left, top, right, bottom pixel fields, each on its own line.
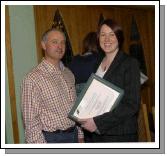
left=57, top=43, right=63, bottom=49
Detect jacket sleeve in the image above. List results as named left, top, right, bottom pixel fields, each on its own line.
left=93, top=58, right=141, bottom=134
left=21, top=77, right=46, bottom=143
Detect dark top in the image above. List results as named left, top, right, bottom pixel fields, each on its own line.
left=93, top=51, right=141, bottom=138
left=68, top=52, right=99, bottom=84
left=82, top=51, right=141, bottom=142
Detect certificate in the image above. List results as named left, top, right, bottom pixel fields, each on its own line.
left=68, top=74, right=124, bottom=122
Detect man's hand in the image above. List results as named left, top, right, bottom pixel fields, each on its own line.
left=78, top=137, right=84, bottom=143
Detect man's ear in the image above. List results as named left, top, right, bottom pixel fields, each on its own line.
left=41, top=41, right=46, bottom=50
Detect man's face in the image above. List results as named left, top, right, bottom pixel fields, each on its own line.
left=42, top=31, right=66, bottom=61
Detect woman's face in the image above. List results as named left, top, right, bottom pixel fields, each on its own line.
left=99, top=24, right=119, bottom=54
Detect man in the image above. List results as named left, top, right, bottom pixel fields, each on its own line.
left=21, top=28, right=83, bottom=143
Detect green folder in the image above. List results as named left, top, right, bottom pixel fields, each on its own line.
left=68, top=73, right=124, bottom=122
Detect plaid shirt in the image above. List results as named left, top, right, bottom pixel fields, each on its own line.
left=21, top=59, right=83, bottom=143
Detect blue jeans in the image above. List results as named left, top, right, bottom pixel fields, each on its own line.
left=42, top=126, right=78, bottom=143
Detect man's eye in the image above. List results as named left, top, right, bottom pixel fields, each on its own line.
left=61, top=41, right=66, bottom=45
left=52, top=41, right=58, bottom=44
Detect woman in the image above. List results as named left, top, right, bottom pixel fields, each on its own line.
left=68, top=32, right=100, bottom=96
left=80, top=19, right=141, bottom=142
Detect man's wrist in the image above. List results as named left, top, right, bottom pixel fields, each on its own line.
left=78, top=137, right=84, bottom=143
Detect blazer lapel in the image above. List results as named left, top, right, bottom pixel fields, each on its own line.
left=103, top=51, right=126, bottom=78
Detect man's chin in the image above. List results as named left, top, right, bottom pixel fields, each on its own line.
left=54, top=54, right=64, bottom=59
left=58, top=56, right=65, bottom=60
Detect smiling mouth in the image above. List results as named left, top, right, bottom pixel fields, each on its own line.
left=104, top=43, right=112, bottom=45
left=104, top=44, right=112, bottom=48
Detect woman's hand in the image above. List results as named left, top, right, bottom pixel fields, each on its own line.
left=78, top=118, right=97, bottom=132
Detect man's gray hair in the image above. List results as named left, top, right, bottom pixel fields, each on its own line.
left=41, top=28, right=66, bottom=42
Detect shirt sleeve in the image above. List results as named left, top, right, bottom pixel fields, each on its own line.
left=77, top=126, right=84, bottom=139
left=21, top=77, right=46, bottom=143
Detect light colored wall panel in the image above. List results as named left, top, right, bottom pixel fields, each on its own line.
left=6, top=5, right=38, bottom=143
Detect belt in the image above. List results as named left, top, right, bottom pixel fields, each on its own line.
left=56, top=126, right=76, bottom=133
left=43, top=126, right=76, bottom=134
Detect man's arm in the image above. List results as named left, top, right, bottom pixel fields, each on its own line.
left=77, top=126, right=84, bottom=143
left=21, top=77, right=46, bottom=143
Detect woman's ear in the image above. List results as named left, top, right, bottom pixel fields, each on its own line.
left=41, top=41, right=46, bottom=50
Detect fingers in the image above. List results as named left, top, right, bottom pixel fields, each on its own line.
left=77, top=118, right=87, bottom=124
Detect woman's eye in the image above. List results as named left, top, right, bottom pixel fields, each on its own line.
left=110, top=33, right=115, bottom=36
left=100, top=34, right=105, bottom=37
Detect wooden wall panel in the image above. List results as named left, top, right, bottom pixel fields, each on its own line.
left=135, top=10, right=155, bottom=112
left=34, top=5, right=155, bottom=113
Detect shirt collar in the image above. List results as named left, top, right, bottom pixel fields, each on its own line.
left=41, top=58, right=65, bottom=74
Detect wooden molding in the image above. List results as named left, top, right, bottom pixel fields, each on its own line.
left=5, top=6, right=19, bottom=143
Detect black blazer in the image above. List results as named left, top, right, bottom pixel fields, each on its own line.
left=94, top=51, right=141, bottom=135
